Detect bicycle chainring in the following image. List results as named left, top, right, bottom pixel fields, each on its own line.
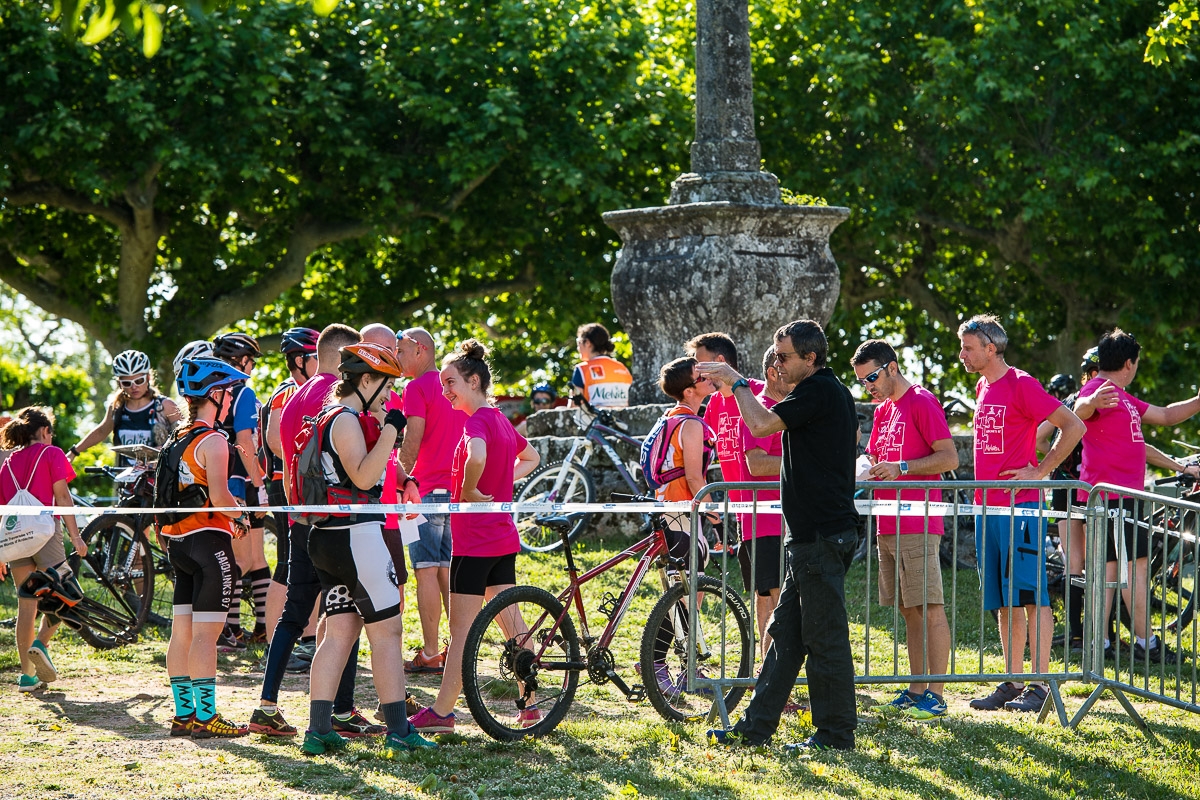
left=586, top=646, right=615, bottom=685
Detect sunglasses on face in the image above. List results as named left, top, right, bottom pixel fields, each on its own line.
left=858, top=361, right=893, bottom=385
left=118, top=376, right=148, bottom=389
left=532, top=398, right=553, bottom=406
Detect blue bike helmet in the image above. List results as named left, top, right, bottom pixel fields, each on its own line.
left=531, top=382, right=556, bottom=399
left=176, top=358, right=250, bottom=398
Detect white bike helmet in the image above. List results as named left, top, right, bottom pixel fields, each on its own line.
left=173, top=340, right=215, bottom=378
left=112, top=350, right=151, bottom=377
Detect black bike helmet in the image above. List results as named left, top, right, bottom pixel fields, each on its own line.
left=212, top=332, right=263, bottom=362
left=1080, top=346, right=1100, bottom=374
left=1047, top=373, right=1076, bottom=400
left=280, top=327, right=319, bottom=354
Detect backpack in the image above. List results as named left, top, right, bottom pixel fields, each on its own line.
left=289, top=406, right=378, bottom=526
left=0, top=447, right=57, bottom=561
left=153, top=426, right=217, bottom=529
left=639, top=411, right=709, bottom=491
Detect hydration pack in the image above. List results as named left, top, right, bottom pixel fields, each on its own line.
left=288, top=406, right=378, bottom=525
left=639, top=411, right=710, bottom=491
left=153, top=426, right=216, bottom=529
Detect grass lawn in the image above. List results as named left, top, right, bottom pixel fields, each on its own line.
left=1, top=531, right=1198, bottom=799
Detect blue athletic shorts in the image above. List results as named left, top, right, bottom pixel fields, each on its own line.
left=975, top=503, right=1050, bottom=610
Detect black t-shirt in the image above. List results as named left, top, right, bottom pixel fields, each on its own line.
left=771, top=367, right=860, bottom=543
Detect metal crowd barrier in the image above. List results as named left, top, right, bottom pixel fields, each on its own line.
left=683, top=479, right=1196, bottom=735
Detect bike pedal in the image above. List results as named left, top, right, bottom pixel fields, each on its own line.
left=597, top=592, right=619, bottom=619
left=627, top=685, right=646, bottom=703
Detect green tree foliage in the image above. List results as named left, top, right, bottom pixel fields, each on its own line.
left=0, top=357, right=93, bottom=447
left=755, top=0, right=1200, bottom=436
left=0, top=0, right=690, bottom=382
left=1145, top=0, right=1198, bottom=65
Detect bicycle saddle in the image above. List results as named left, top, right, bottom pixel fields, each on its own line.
left=534, top=514, right=580, bottom=534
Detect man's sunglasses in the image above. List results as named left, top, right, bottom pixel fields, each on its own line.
left=118, top=376, right=148, bottom=389
left=858, top=362, right=892, bottom=385
left=964, top=320, right=993, bottom=345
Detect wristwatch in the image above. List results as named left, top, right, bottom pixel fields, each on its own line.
left=730, top=378, right=750, bottom=393
left=899, top=461, right=909, bottom=475
left=403, top=475, right=421, bottom=490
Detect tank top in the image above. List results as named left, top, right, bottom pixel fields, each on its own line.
left=160, top=421, right=238, bottom=539
left=312, top=406, right=385, bottom=530
left=653, top=405, right=716, bottom=503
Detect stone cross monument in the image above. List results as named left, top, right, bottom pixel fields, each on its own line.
left=603, top=0, right=849, bottom=404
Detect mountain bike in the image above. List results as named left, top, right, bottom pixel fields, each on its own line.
left=1142, top=469, right=1198, bottom=633
left=514, top=400, right=648, bottom=553
left=72, top=444, right=169, bottom=649
left=461, top=495, right=754, bottom=741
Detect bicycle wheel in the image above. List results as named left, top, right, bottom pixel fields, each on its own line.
left=514, top=461, right=595, bottom=553
left=640, top=575, right=754, bottom=723
left=1152, top=529, right=1197, bottom=633
left=462, top=585, right=580, bottom=741
left=74, top=514, right=154, bottom=649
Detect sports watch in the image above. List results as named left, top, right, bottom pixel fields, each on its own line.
left=899, top=460, right=909, bottom=475
left=730, top=378, right=750, bottom=393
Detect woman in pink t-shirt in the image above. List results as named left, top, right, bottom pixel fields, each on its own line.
left=0, top=407, right=85, bottom=693
left=408, top=340, right=540, bottom=734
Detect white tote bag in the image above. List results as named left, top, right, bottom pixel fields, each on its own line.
left=0, top=447, right=57, bottom=561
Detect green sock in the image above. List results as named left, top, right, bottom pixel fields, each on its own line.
left=170, top=676, right=194, bottom=718
left=193, top=677, right=217, bottom=721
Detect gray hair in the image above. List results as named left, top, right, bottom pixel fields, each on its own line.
left=957, top=314, right=1008, bottom=355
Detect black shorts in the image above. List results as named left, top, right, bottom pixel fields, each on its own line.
left=737, top=535, right=783, bottom=596
left=665, top=525, right=710, bottom=572
left=449, top=553, right=517, bottom=596
left=308, top=523, right=402, bottom=624
left=167, top=529, right=235, bottom=624
left=1105, top=496, right=1152, bottom=563
left=271, top=511, right=291, bottom=585
left=381, top=527, right=409, bottom=587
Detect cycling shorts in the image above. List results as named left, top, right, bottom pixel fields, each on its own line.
left=167, top=529, right=236, bottom=623
left=308, top=522, right=402, bottom=624
left=449, top=553, right=517, bottom=596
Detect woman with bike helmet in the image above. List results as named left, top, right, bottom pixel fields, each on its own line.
left=408, top=340, right=541, bottom=735
left=0, top=407, right=86, bottom=693
left=300, top=342, right=435, bottom=756
left=515, top=382, right=557, bottom=436
left=69, top=349, right=182, bottom=465
left=161, top=357, right=253, bottom=740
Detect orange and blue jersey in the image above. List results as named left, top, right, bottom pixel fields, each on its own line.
left=653, top=405, right=715, bottom=503
left=570, top=355, right=633, bottom=409
left=160, top=421, right=237, bottom=539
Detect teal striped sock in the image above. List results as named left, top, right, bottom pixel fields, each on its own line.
left=192, top=677, right=217, bottom=721
left=169, top=676, right=193, bottom=717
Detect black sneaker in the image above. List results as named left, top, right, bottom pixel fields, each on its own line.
left=1133, top=639, right=1179, bottom=665
left=969, top=682, right=1022, bottom=711
left=248, top=706, right=298, bottom=736
left=217, top=627, right=247, bottom=652
left=1003, top=684, right=1048, bottom=713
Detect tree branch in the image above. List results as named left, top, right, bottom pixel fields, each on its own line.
left=393, top=261, right=537, bottom=318
left=0, top=250, right=115, bottom=351
left=116, top=162, right=166, bottom=341
left=3, top=181, right=132, bottom=230
left=198, top=216, right=371, bottom=334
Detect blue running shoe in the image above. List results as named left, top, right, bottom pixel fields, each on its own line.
left=903, top=690, right=947, bottom=720
left=870, top=688, right=919, bottom=713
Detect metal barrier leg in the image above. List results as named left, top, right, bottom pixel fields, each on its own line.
left=1038, top=679, right=1069, bottom=727
left=1069, top=683, right=1109, bottom=729
left=1107, top=685, right=1157, bottom=743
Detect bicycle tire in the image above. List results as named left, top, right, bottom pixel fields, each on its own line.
left=75, top=514, right=154, bottom=649
left=514, top=461, right=595, bottom=553
left=461, top=585, right=580, bottom=741
left=1152, top=524, right=1197, bottom=633
left=640, top=575, right=754, bottom=723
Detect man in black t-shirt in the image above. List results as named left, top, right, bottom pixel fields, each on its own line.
left=698, top=319, right=860, bottom=752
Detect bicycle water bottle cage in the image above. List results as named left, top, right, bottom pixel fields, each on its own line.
left=597, top=592, right=620, bottom=619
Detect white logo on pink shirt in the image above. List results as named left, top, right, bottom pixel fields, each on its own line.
left=1124, top=398, right=1145, bottom=442
left=976, top=405, right=1006, bottom=454
left=716, top=412, right=740, bottom=460
left=875, top=418, right=906, bottom=460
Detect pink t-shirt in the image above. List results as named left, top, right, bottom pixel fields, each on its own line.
left=972, top=367, right=1063, bottom=505
left=382, top=390, right=404, bottom=529
left=450, top=407, right=527, bottom=557
left=279, top=373, right=338, bottom=471
left=704, top=379, right=765, bottom=499
left=737, top=392, right=782, bottom=540
left=0, top=444, right=76, bottom=508
left=1078, top=376, right=1150, bottom=495
left=403, top=369, right=467, bottom=493
left=866, top=385, right=951, bottom=535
